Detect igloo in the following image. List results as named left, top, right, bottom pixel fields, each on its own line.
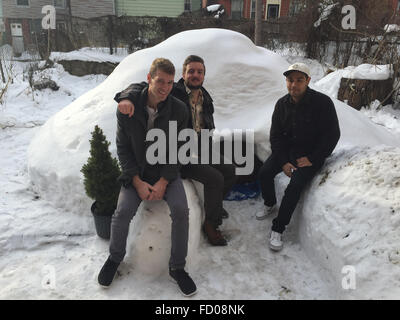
left=28, top=29, right=400, bottom=295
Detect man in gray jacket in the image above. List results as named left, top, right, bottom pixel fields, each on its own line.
left=98, top=58, right=197, bottom=297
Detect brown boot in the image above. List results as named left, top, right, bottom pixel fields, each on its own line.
left=203, top=220, right=227, bottom=246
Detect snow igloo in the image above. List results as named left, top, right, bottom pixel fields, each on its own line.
left=28, top=29, right=400, bottom=297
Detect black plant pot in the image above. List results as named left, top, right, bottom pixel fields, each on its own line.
left=91, top=201, right=112, bottom=240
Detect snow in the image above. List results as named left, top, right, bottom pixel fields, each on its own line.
left=207, top=4, right=221, bottom=12
left=50, top=47, right=128, bottom=63
left=314, top=2, right=339, bottom=28
left=1, top=29, right=400, bottom=300
left=314, top=64, right=393, bottom=99
left=384, top=24, right=400, bottom=33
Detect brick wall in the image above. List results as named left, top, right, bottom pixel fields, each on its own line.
left=280, top=0, right=290, bottom=17
left=218, top=0, right=232, bottom=17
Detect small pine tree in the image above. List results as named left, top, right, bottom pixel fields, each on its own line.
left=81, top=125, right=121, bottom=216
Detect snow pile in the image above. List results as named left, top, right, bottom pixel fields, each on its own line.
left=299, top=145, right=400, bottom=298
left=27, top=28, right=290, bottom=212
left=207, top=4, right=221, bottom=12
left=207, top=4, right=224, bottom=18
left=314, top=64, right=393, bottom=99
left=26, top=28, right=400, bottom=298
left=50, top=47, right=128, bottom=63
left=360, top=100, right=400, bottom=137
left=384, top=24, right=400, bottom=33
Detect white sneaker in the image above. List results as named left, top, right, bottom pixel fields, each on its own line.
left=269, top=231, right=283, bottom=251
left=256, top=205, right=275, bottom=220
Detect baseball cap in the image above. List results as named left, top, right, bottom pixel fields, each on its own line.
left=283, top=63, right=311, bottom=78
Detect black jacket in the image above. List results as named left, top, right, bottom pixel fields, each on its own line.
left=173, top=78, right=215, bottom=130
left=115, top=78, right=215, bottom=130
left=114, top=85, right=189, bottom=187
left=270, top=87, right=340, bottom=167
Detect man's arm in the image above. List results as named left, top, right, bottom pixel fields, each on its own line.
left=115, top=110, right=140, bottom=187
left=308, top=97, right=340, bottom=165
left=270, top=100, right=291, bottom=168
left=114, top=82, right=147, bottom=117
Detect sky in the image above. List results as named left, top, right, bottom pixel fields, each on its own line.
left=1, top=29, right=400, bottom=300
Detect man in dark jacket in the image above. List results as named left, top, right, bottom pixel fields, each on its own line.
left=117, top=55, right=236, bottom=247
left=98, top=58, right=197, bottom=297
left=258, top=63, right=340, bottom=252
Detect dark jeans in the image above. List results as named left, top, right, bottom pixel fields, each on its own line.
left=109, top=178, right=189, bottom=270
left=259, top=155, right=323, bottom=233
left=181, top=159, right=236, bottom=228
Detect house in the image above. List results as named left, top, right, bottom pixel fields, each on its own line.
left=114, top=0, right=202, bottom=18
left=3, top=0, right=115, bottom=54
left=203, top=0, right=294, bottom=19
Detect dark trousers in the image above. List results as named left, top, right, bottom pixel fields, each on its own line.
left=181, top=160, right=236, bottom=228
left=109, top=178, right=189, bottom=270
left=259, top=155, right=323, bottom=233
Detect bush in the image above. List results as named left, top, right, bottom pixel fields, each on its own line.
left=81, top=125, right=121, bottom=215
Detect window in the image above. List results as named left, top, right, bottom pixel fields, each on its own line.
left=289, top=0, right=305, bottom=16
left=231, top=0, right=243, bottom=19
left=398, top=0, right=400, bottom=11
left=54, top=0, right=66, bottom=8
left=16, top=0, right=29, bottom=6
left=267, top=4, right=279, bottom=19
left=251, top=0, right=256, bottom=19
left=184, top=0, right=191, bottom=12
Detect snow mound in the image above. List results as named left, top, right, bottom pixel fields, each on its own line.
left=50, top=47, right=128, bottom=63
left=384, top=24, right=400, bottom=33
left=298, top=145, right=400, bottom=298
left=27, top=29, right=400, bottom=297
left=27, top=28, right=290, bottom=211
left=314, top=64, right=393, bottom=99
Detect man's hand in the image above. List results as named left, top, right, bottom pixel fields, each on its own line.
left=282, top=162, right=297, bottom=177
left=148, top=178, right=168, bottom=201
left=132, top=176, right=153, bottom=200
left=296, top=157, right=312, bottom=168
left=118, top=99, right=135, bottom=117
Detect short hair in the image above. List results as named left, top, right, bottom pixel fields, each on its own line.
left=149, top=58, right=175, bottom=78
left=182, top=55, right=206, bottom=74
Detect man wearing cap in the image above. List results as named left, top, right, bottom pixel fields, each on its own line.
left=257, top=62, right=340, bottom=251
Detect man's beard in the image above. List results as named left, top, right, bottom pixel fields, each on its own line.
left=185, top=79, right=203, bottom=90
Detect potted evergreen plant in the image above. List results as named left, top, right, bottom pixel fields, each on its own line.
left=81, top=125, right=121, bottom=239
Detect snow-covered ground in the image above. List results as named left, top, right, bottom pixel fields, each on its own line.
left=1, top=29, right=400, bottom=300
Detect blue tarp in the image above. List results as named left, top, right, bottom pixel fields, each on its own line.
left=225, top=181, right=261, bottom=201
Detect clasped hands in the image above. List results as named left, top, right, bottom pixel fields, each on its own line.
left=133, top=176, right=168, bottom=201
left=282, top=157, right=312, bottom=177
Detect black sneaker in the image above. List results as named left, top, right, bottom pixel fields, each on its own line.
left=169, top=268, right=197, bottom=297
left=98, top=256, right=119, bottom=288
left=222, top=208, right=229, bottom=219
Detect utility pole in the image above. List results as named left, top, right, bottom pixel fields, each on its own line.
left=255, top=0, right=263, bottom=45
